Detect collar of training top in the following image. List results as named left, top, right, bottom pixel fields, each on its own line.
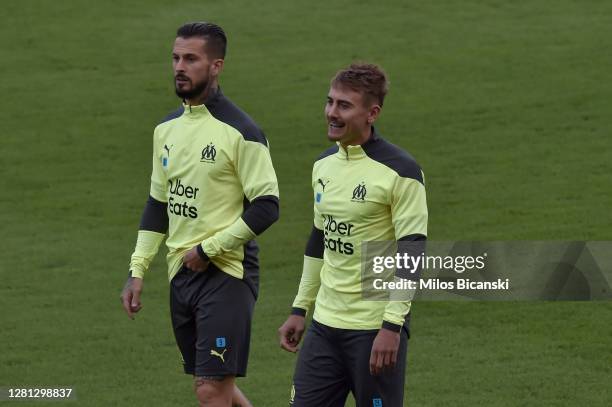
left=336, top=127, right=380, bottom=160
left=180, top=87, right=224, bottom=117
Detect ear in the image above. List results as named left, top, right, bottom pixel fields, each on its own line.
left=367, top=104, right=381, bottom=125
left=210, top=59, right=225, bottom=77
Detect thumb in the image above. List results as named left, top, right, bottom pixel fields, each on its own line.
left=131, top=295, right=139, bottom=307
left=131, top=290, right=141, bottom=310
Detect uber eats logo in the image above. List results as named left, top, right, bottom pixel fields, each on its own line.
left=168, top=178, right=199, bottom=219
left=323, top=215, right=355, bottom=255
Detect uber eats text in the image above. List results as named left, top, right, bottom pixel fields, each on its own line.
left=323, top=215, right=354, bottom=255
left=168, top=179, right=199, bottom=218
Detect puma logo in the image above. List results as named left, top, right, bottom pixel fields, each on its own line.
left=210, top=349, right=227, bottom=363
left=318, top=178, right=330, bottom=191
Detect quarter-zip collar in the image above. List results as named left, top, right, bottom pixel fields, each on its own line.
left=335, top=127, right=380, bottom=160
left=181, top=87, right=223, bottom=120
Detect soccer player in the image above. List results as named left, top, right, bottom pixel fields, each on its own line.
left=120, top=22, right=279, bottom=407
left=278, top=64, right=427, bottom=406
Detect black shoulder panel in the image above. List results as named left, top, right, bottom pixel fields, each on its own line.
left=316, top=145, right=339, bottom=161
left=362, top=137, right=424, bottom=184
left=159, top=106, right=184, bottom=124
left=206, top=92, right=268, bottom=147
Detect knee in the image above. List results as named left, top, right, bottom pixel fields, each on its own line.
left=194, top=377, right=233, bottom=406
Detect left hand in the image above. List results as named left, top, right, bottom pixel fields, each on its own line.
left=369, top=327, right=400, bottom=375
left=183, top=246, right=209, bottom=272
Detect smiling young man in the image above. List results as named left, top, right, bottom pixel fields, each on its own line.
left=278, top=64, right=428, bottom=406
left=120, top=22, right=279, bottom=407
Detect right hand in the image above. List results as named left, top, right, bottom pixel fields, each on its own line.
left=278, top=315, right=306, bottom=353
left=120, top=277, right=143, bottom=319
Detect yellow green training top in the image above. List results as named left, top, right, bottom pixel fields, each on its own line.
left=292, top=129, right=427, bottom=331
left=129, top=89, right=279, bottom=296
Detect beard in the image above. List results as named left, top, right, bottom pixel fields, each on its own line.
left=174, top=76, right=210, bottom=100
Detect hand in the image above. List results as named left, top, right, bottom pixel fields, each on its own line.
left=369, top=328, right=400, bottom=375
left=120, top=277, right=143, bottom=320
left=278, top=315, right=306, bottom=353
left=183, top=246, right=209, bottom=272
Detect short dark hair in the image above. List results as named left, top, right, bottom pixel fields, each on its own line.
left=176, top=22, right=227, bottom=59
left=331, top=63, right=389, bottom=106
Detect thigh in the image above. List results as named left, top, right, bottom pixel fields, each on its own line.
left=291, top=320, right=350, bottom=407
left=344, top=328, right=409, bottom=407
left=170, top=268, right=197, bottom=375
left=192, top=265, right=256, bottom=378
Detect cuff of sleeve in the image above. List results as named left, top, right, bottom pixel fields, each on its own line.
left=381, top=320, right=402, bottom=333
left=197, top=244, right=210, bottom=262
left=129, top=265, right=146, bottom=279
left=291, top=307, right=307, bottom=317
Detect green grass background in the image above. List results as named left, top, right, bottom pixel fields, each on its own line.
left=1, top=1, right=611, bottom=405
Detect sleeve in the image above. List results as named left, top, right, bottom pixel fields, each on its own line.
left=236, top=134, right=280, bottom=202
left=129, top=132, right=169, bottom=279
left=129, top=196, right=168, bottom=279
left=139, top=195, right=169, bottom=232
left=291, top=226, right=324, bottom=316
left=149, top=129, right=168, bottom=203
left=382, top=173, right=428, bottom=331
left=129, top=230, right=165, bottom=279
left=312, top=166, right=325, bottom=231
left=390, top=172, right=428, bottom=240
left=200, top=135, right=280, bottom=258
left=241, top=196, right=280, bottom=235
left=291, top=168, right=325, bottom=316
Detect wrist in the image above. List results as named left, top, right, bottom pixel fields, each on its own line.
left=381, top=320, right=402, bottom=333
left=196, top=244, right=210, bottom=262
left=129, top=265, right=146, bottom=279
left=291, top=307, right=307, bottom=317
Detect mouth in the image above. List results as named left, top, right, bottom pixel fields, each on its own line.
left=327, top=121, right=345, bottom=138
left=328, top=121, right=345, bottom=129
left=175, top=76, right=191, bottom=86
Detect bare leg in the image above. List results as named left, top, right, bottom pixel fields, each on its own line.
left=194, top=376, right=234, bottom=407
left=232, top=384, right=253, bottom=407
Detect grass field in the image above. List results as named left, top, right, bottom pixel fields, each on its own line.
left=1, top=1, right=612, bottom=406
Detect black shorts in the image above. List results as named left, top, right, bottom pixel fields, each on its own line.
left=291, top=319, right=409, bottom=407
left=170, top=264, right=255, bottom=377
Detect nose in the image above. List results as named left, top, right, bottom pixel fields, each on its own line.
left=174, top=57, right=186, bottom=73
left=326, top=103, right=338, bottom=120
